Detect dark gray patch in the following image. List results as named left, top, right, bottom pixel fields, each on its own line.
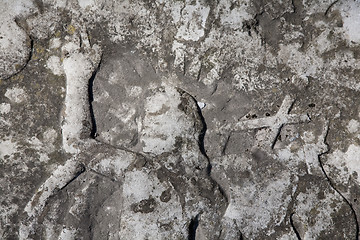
left=160, top=188, right=172, bottom=202
left=131, top=196, right=157, bottom=214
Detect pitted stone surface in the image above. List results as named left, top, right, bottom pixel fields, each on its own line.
left=1, top=0, right=360, bottom=239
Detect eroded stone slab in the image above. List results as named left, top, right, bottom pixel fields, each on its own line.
left=1, top=0, right=360, bottom=239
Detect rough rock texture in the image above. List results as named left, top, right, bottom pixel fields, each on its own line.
left=1, top=0, right=360, bottom=239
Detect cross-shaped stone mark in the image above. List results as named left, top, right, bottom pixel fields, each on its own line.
left=225, top=95, right=310, bottom=148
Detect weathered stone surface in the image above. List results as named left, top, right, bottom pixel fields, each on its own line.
left=1, top=0, right=360, bottom=239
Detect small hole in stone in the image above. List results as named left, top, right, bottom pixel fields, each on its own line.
left=265, top=112, right=270, bottom=116
left=354, top=199, right=357, bottom=202
left=308, top=103, right=315, bottom=108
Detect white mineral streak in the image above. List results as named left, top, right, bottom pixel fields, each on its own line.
left=61, top=39, right=101, bottom=153
left=62, top=52, right=92, bottom=153
left=222, top=95, right=310, bottom=148
left=4, top=0, right=360, bottom=239
left=20, top=158, right=83, bottom=239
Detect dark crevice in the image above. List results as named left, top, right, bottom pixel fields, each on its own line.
left=59, top=163, right=86, bottom=190
left=196, top=63, right=202, bottom=82
left=179, top=89, right=230, bottom=234
left=325, top=0, right=339, bottom=16
left=290, top=213, right=302, bottom=240
left=221, top=134, right=231, bottom=156
left=181, top=89, right=210, bottom=161
left=271, top=125, right=283, bottom=149
left=88, top=55, right=103, bottom=139
left=318, top=154, right=360, bottom=240
left=22, top=37, right=34, bottom=73
left=188, top=214, right=199, bottom=240
left=291, top=0, right=297, bottom=13
left=89, top=169, right=119, bottom=183
left=92, top=137, right=153, bottom=161
left=316, top=124, right=359, bottom=239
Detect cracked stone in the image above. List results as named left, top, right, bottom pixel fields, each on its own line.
left=1, top=0, right=360, bottom=239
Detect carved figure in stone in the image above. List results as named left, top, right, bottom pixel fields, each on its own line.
left=214, top=96, right=357, bottom=239
left=20, top=25, right=228, bottom=240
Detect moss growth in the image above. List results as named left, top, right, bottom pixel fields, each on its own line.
left=67, top=24, right=76, bottom=35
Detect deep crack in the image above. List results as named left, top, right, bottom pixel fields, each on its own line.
left=59, top=163, right=86, bottom=191
left=318, top=154, right=359, bottom=240
left=290, top=213, right=302, bottom=240
left=89, top=54, right=103, bottom=139
left=325, top=0, right=339, bottom=16
left=315, top=123, right=359, bottom=239
left=188, top=214, right=199, bottom=240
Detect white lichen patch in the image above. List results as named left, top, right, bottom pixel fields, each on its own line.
left=217, top=0, right=252, bottom=27
left=171, top=40, right=186, bottom=70
left=140, top=84, right=194, bottom=155
left=46, top=55, right=64, bottom=76
left=91, top=151, right=136, bottom=179
left=224, top=171, right=292, bottom=235
left=121, top=169, right=186, bottom=239
left=5, top=87, right=28, bottom=103
left=326, top=144, right=360, bottom=185
left=78, top=0, right=96, bottom=9
left=347, top=119, right=360, bottom=133
left=0, top=103, right=11, bottom=114
left=213, top=153, right=293, bottom=238
left=339, top=1, right=360, bottom=44
left=43, top=128, right=58, bottom=144
left=49, top=37, right=62, bottom=49
left=174, top=0, right=210, bottom=42
left=58, top=227, right=77, bottom=240
left=127, top=86, right=143, bottom=97
left=293, top=185, right=343, bottom=239
left=0, top=137, right=17, bottom=159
